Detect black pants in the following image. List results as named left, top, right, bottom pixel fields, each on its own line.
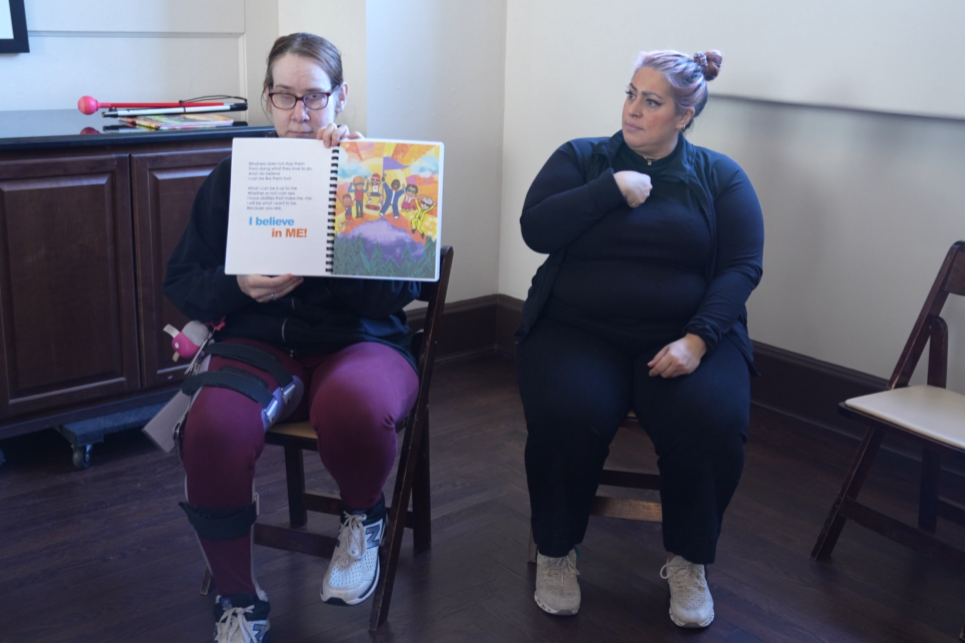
left=517, top=317, right=749, bottom=564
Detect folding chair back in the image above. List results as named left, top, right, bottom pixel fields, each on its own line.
left=812, top=241, right=965, bottom=593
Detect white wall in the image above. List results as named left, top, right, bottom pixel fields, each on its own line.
left=366, top=0, right=506, bottom=303
left=498, top=0, right=965, bottom=391
left=0, top=0, right=279, bottom=125
left=691, top=99, right=965, bottom=390
left=277, top=0, right=367, bottom=133
left=6, top=0, right=962, bottom=391
left=496, top=0, right=965, bottom=120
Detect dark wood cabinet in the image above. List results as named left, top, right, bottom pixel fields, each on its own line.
left=132, top=149, right=231, bottom=388
left=0, top=154, right=140, bottom=418
left=0, top=112, right=271, bottom=439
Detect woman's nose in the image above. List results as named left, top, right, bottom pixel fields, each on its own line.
left=291, top=101, right=310, bottom=121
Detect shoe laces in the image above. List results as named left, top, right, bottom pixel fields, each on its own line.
left=543, top=552, right=580, bottom=581
left=335, top=513, right=368, bottom=564
left=660, top=558, right=707, bottom=593
left=215, top=605, right=257, bottom=643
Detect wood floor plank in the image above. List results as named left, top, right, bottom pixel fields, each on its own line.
left=1, top=354, right=964, bottom=642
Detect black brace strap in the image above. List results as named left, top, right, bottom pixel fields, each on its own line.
left=179, top=501, right=257, bottom=540
left=181, top=371, right=275, bottom=408
left=204, top=343, right=293, bottom=387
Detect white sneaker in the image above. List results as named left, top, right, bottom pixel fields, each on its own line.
left=534, top=549, right=581, bottom=615
left=660, top=555, right=714, bottom=628
left=320, top=503, right=385, bottom=606
left=213, top=593, right=270, bottom=643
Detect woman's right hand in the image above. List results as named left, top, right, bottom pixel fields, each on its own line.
left=237, top=274, right=304, bottom=303
left=614, top=170, right=652, bottom=208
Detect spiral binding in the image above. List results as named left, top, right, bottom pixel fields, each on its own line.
left=325, top=148, right=340, bottom=271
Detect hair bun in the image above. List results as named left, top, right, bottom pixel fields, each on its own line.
left=694, top=50, right=722, bottom=81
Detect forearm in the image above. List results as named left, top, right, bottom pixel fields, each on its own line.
left=520, top=149, right=626, bottom=254
left=683, top=271, right=759, bottom=351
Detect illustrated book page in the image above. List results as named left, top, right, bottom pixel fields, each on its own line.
left=224, top=137, right=443, bottom=281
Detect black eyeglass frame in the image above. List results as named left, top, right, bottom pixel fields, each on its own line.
left=267, top=90, right=334, bottom=111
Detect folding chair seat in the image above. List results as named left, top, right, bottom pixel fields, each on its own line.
left=528, top=411, right=662, bottom=563
left=201, top=246, right=453, bottom=631
left=811, top=241, right=965, bottom=636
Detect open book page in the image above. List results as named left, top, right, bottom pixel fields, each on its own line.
left=333, top=140, right=443, bottom=281
left=225, top=138, right=337, bottom=276
left=225, top=137, right=444, bottom=280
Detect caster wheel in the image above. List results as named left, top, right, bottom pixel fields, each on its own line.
left=72, top=444, right=92, bottom=470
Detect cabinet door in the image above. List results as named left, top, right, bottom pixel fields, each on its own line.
left=132, top=149, right=231, bottom=388
left=0, top=155, right=139, bottom=419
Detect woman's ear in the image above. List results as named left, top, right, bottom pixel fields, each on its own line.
left=334, top=82, right=349, bottom=115
left=677, top=106, right=696, bottom=131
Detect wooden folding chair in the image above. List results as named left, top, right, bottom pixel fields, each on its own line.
left=528, top=411, right=662, bottom=563
left=812, top=241, right=965, bottom=588
left=202, top=245, right=453, bottom=631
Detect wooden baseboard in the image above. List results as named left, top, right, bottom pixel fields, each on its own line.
left=749, top=342, right=888, bottom=435
left=408, top=295, right=498, bottom=360
left=495, top=294, right=524, bottom=357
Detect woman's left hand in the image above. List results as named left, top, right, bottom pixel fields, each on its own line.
left=317, top=123, right=364, bottom=147
left=648, top=333, right=707, bottom=378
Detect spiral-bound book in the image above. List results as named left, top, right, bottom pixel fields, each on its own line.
left=225, top=137, right=444, bottom=281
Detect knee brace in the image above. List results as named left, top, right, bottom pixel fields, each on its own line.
left=143, top=339, right=304, bottom=454
left=182, top=343, right=303, bottom=429
left=179, top=499, right=258, bottom=541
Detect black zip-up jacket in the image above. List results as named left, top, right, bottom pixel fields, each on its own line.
left=517, top=131, right=764, bottom=369
left=163, top=157, right=421, bottom=369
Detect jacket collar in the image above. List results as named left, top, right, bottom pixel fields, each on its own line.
left=595, top=130, right=696, bottom=180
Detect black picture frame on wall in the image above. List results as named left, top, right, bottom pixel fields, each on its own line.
left=0, top=0, right=28, bottom=54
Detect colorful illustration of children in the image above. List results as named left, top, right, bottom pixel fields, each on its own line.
left=340, top=193, right=354, bottom=219
left=351, top=176, right=366, bottom=218
left=381, top=178, right=404, bottom=219
left=365, top=173, right=383, bottom=212
left=411, top=196, right=436, bottom=238
left=401, top=184, right=419, bottom=218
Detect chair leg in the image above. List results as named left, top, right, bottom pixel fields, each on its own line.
left=413, top=412, right=432, bottom=554
left=919, top=447, right=941, bottom=532
left=369, top=414, right=428, bottom=631
left=200, top=567, right=214, bottom=596
left=283, top=443, right=307, bottom=529
left=812, top=427, right=885, bottom=561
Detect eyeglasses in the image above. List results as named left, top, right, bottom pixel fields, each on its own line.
left=268, top=91, right=333, bottom=110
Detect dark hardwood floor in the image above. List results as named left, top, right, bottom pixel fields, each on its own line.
left=2, top=354, right=964, bottom=642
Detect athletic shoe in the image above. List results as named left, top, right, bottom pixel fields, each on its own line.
left=321, top=497, right=386, bottom=606
left=660, top=555, right=714, bottom=628
left=534, top=549, right=581, bottom=615
left=212, top=593, right=270, bottom=642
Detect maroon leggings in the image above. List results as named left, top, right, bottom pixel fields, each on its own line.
left=181, top=339, right=419, bottom=597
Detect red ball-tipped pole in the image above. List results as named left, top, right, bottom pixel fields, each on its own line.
left=77, top=96, right=226, bottom=115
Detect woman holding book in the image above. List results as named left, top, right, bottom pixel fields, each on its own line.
left=516, top=50, right=764, bottom=628
left=164, top=33, right=422, bottom=643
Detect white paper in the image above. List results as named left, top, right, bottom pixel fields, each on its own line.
left=225, top=138, right=337, bottom=276
left=0, top=3, right=14, bottom=40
